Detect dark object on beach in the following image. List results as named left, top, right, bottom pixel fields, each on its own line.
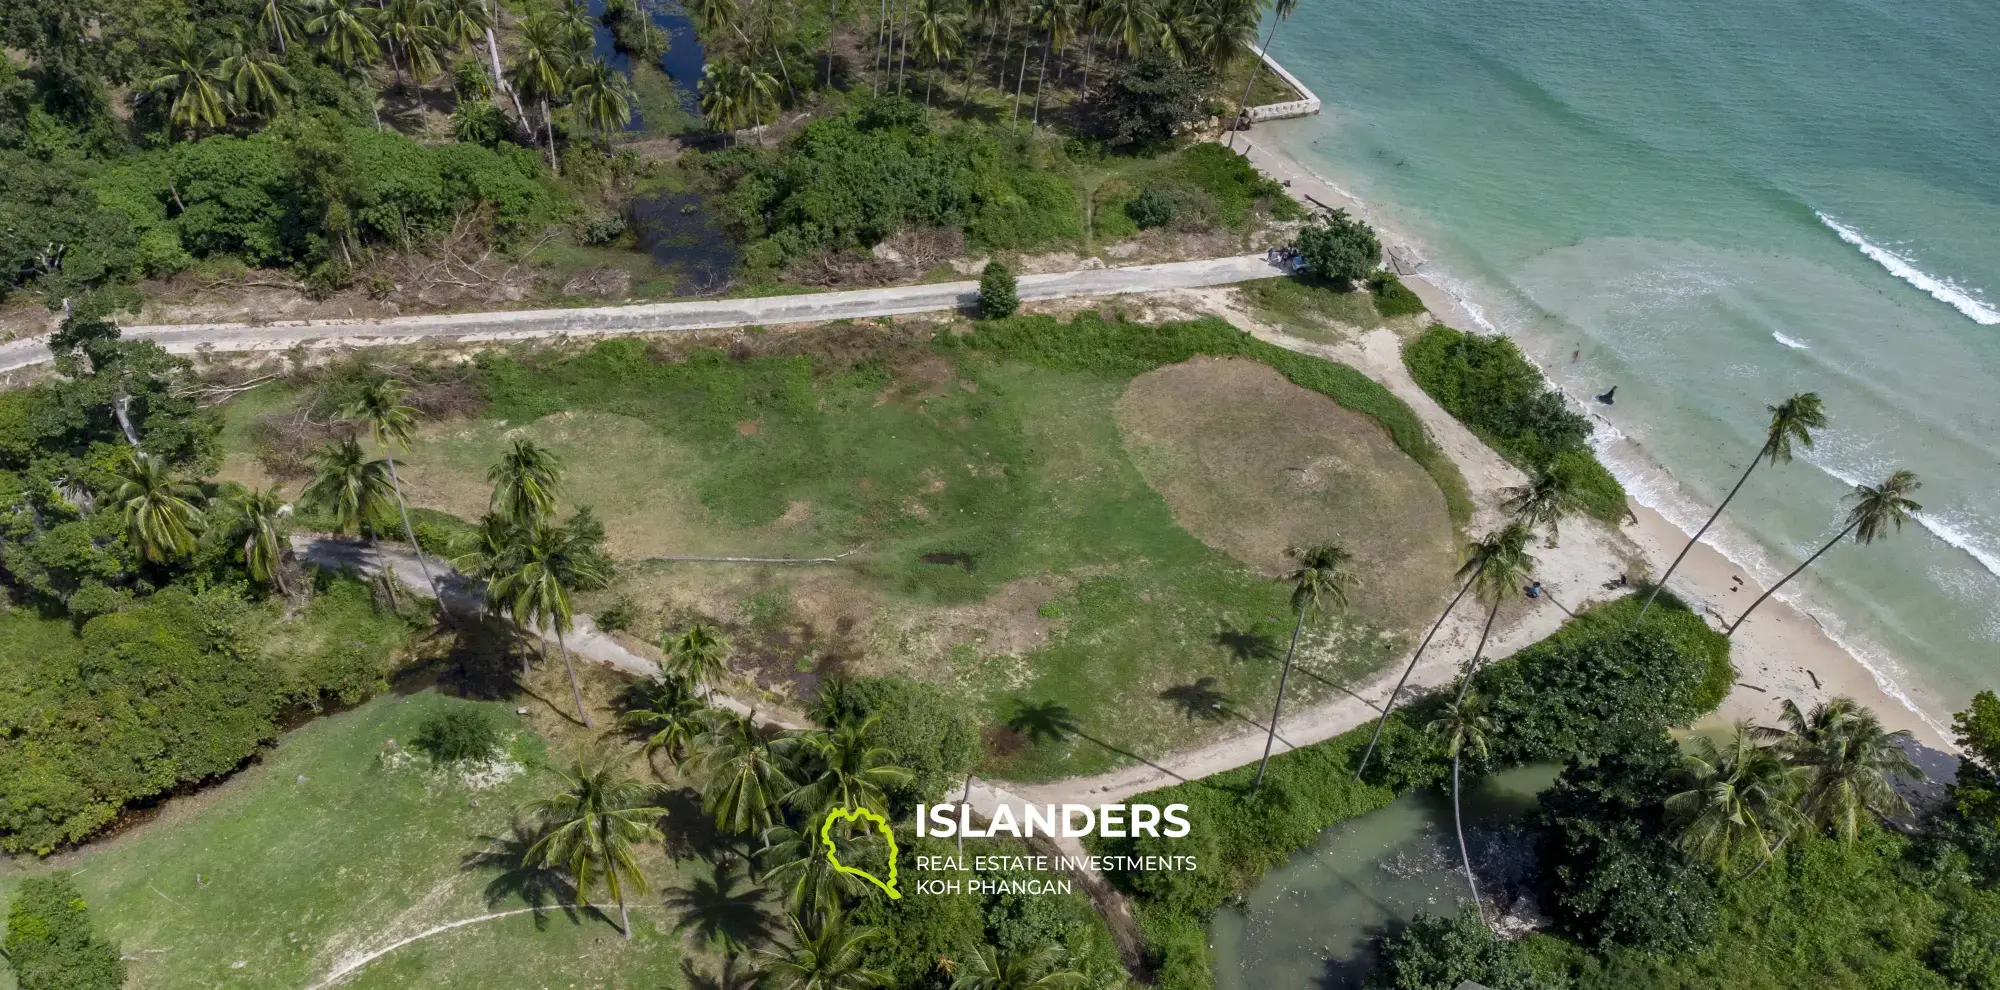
left=1526, top=580, right=1544, bottom=599
left=1595, top=386, right=1618, bottom=404
left=1808, top=670, right=1822, bottom=690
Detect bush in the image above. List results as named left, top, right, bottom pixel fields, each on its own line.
left=814, top=676, right=977, bottom=809
left=1368, top=908, right=1543, bottom=990
left=1295, top=209, right=1381, bottom=286
left=3, top=874, right=124, bottom=990
left=411, top=698, right=505, bottom=763
left=575, top=206, right=627, bottom=245
left=978, top=261, right=1018, bottom=319
left=1403, top=324, right=1628, bottom=523
left=1126, top=187, right=1179, bottom=229
left=595, top=594, right=639, bottom=633
left=1369, top=271, right=1426, bottom=318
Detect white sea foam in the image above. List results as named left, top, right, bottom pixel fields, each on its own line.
left=1771, top=331, right=1810, bottom=349
left=1808, top=460, right=2000, bottom=582
left=1817, top=212, right=2000, bottom=325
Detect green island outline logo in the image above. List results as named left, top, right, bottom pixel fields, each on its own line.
left=820, top=805, right=901, bottom=900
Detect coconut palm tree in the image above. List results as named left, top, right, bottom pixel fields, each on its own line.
left=909, top=0, right=963, bottom=106
left=1195, top=0, right=1261, bottom=68
left=950, top=944, right=1087, bottom=989
left=1225, top=0, right=1293, bottom=147
left=698, top=60, right=745, bottom=142
left=435, top=0, right=506, bottom=103
left=487, top=437, right=564, bottom=527
left=1426, top=691, right=1493, bottom=918
left=1253, top=542, right=1354, bottom=789
left=303, top=436, right=397, bottom=538
left=260, top=0, right=311, bottom=53
left=759, top=914, right=887, bottom=990
left=234, top=485, right=294, bottom=596
left=701, top=710, right=797, bottom=835
left=1666, top=723, right=1806, bottom=871
left=384, top=0, right=447, bottom=88
left=785, top=714, right=915, bottom=816
left=1353, top=526, right=1523, bottom=782
left=1024, top=0, right=1078, bottom=134
left=756, top=822, right=856, bottom=926
left=311, top=0, right=385, bottom=71
left=110, top=449, right=207, bottom=564
left=218, top=33, right=296, bottom=119
left=490, top=518, right=612, bottom=726
left=1759, top=696, right=1924, bottom=843
left=523, top=755, right=668, bottom=939
left=1451, top=522, right=1536, bottom=707
left=1151, top=0, right=1201, bottom=65
left=509, top=11, right=573, bottom=168
left=726, top=58, right=782, bottom=146
left=1094, top=0, right=1151, bottom=58
left=342, top=380, right=444, bottom=604
left=1639, top=392, right=1827, bottom=622
left=1727, top=469, right=1921, bottom=637
left=623, top=674, right=710, bottom=768
left=663, top=621, right=732, bottom=692
left=568, top=56, right=633, bottom=143
left=747, top=0, right=801, bottom=103
left=150, top=26, right=232, bottom=138
left=1499, top=463, right=1583, bottom=547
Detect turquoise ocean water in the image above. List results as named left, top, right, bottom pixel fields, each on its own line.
left=1258, top=0, right=2000, bottom=732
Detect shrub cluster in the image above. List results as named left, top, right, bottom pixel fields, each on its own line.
left=411, top=699, right=507, bottom=764
left=978, top=261, right=1019, bottom=318
left=1296, top=208, right=1382, bottom=286
left=3, top=874, right=123, bottom=990
left=1403, top=324, right=1628, bottom=522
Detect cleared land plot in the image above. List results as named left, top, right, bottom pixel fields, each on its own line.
left=1115, top=356, right=1455, bottom=632
left=225, top=317, right=1463, bottom=780
left=0, top=692, right=690, bottom=990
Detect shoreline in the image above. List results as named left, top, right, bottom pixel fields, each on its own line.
left=1234, top=130, right=1958, bottom=753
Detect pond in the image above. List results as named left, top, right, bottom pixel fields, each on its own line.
left=583, top=0, right=707, bottom=132
left=1210, top=764, right=1560, bottom=990
left=628, top=189, right=741, bottom=294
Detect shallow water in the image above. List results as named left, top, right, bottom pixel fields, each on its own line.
left=1260, top=0, right=2000, bottom=732
left=585, top=0, right=706, bottom=130
left=1210, top=764, right=1559, bottom=990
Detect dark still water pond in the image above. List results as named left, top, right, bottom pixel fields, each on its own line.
left=630, top=190, right=740, bottom=295
left=1210, top=763, right=1558, bottom=990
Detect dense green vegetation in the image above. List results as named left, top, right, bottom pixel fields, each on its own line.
left=1100, top=592, right=1731, bottom=990
left=1404, top=324, right=1629, bottom=524
left=1090, top=141, right=1302, bottom=239
left=3, top=874, right=123, bottom=990
left=1296, top=209, right=1382, bottom=287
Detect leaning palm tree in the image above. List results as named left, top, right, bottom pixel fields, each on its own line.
left=663, top=621, right=732, bottom=692
left=623, top=674, right=710, bottom=768
left=1226, top=0, right=1295, bottom=147
left=785, top=714, right=915, bottom=816
left=1450, top=523, right=1536, bottom=706
left=150, top=26, right=232, bottom=138
left=1666, top=723, right=1806, bottom=872
left=302, top=436, right=397, bottom=539
left=111, top=449, right=207, bottom=564
left=1426, top=691, right=1494, bottom=918
left=1727, top=469, right=1921, bottom=637
left=951, top=943, right=1087, bottom=989
left=311, top=0, right=385, bottom=71
left=1253, top=542, right=1354, bottom=789
left=487, top=437, right=564, bottom=527
left=342, top=380, right=444, bottom=604
left=701, top=710, right=797, bottom=835
left=234, top=485, right=294, bottom=596
left=1354, top=525, right=1527, bottom=781
left=523, top=755, right=668, bottom=939
left=568, top=56, right=633, bottom=144
left=219, top=31, right=295, bottom=118
left=758, top=914, right=887, bottom=990
left=1759, top=696, right=1923, bottom=843
left=1499, top=463, right=1584, bottom=547
left=1639, top=392, right=1827, bottom=622
left=490, top=519, right=613, bottom=726
left=509, top=11, right=573, bottom=168
left=259, top=0, right=311, bottom=53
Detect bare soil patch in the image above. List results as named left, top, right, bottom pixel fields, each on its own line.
left=1114, top=356, right=1456, bottom=632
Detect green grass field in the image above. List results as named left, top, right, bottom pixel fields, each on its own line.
left=224, top=316, right=1462, bottom=781
left=0, top=691, right=692, bottom=990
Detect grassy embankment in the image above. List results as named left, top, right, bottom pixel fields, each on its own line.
left=220, top=315, right=1468, bottom=782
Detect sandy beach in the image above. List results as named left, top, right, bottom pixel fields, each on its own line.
left=1231, top=132, right=1958, bottom=754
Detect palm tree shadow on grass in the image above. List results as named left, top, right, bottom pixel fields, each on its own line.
left=665, top=860, right=777, bottom=961
left=1005, top=699, right=1186, bottom=783
left=1213, top=620, right=1381, bottom=713
left=1160, top=677, right=1231, bottom=721
left=657, top=786, right=742, bottom=863
left=461, top=819, right=592, bottom=932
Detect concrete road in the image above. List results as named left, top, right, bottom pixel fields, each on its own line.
left=0, top=255, right=1281, bottom=373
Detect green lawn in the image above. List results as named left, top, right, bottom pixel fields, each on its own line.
left=1233, top=276, right=1397, bottom=344
left=0, top=692, right=690, bottom=990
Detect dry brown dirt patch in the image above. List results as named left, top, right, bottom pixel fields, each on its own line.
left=1114, top=356, right=1456, bottom=631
